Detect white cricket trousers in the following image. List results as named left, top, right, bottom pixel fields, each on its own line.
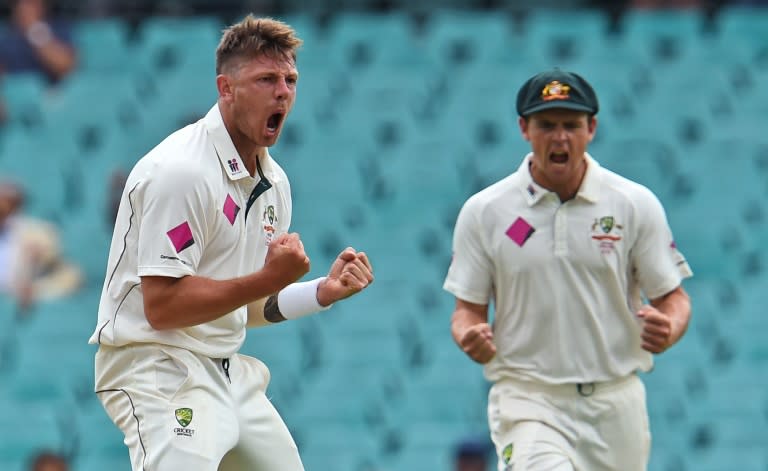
left=94, top=343, right=305, bottom=471
left=488, top=374, right=651, bottom=471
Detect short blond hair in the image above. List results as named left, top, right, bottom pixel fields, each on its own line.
left=216, top=15, right=302, bottom=74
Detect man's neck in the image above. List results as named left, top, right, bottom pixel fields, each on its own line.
left=529, top=158, right=587, bottom=203
left=223, top=126, right=263, bottom=178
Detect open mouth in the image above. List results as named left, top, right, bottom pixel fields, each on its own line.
left=550, top=151, right=569, bottom=164
left=266, top=113, right=284, bottom=133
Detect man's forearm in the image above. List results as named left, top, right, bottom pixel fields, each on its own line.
left=652, top=286, right=691, bottom=345
left=143, top=270, right=283, bottom=330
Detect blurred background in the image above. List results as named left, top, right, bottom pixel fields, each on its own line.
left=1, top=0, right=767, bottom=470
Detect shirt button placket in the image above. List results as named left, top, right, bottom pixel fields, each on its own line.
left=554, top=204, right=568, bottom=256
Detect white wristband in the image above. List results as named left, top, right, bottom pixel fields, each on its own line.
left=277, top=277, right=330, bottom=320
left=26, top=22, right=53, bottom=47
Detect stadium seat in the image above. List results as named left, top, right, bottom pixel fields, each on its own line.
left=0, top=73, right=47, bottom=132
left=72, top=400, right=130, bottom=470
left=133, top=15, right=222, bottom=76
left=296, top=421, right=380, bottom=471
left=618, top=9, right=709, bottom=65
left=421, top=10, right=514, bottom=67
left=326, top=12, right=423, bottom=68
left=713, top=7, right=768, bottom=76
left=73, top=18, right=134, bottom=73
left=0, top=394, right=70, bottom=464
left=685, top=447, right=767, bottom=471
left=522, top=8, right=614, bottom=66
left=0, top=130, right=68, bottom=220
left=380, top=421, right=486, bottom=470
left=715, top=6, right=768, bottom=42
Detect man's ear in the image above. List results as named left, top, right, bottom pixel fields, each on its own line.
left=217, top=74, right=232, bottom=101
left=518, top=116, right=530, bottom=141
left=587, top=115, right=598, bottom=141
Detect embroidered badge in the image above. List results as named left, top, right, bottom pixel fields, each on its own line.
left=262, top=205, right=277, bottom=245
left=590, top=215, right=623, bottom=253
left=502, top=443, right=514, bottom=464
left=541, top=80, right=571, bottom=101
left=174, top=407, right=195, bottom=437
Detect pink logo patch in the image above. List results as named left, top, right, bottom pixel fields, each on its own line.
left=223, top=194, right=240, bottom=225
left=167, top=221, right=194, bottom=253
left=506, top=217, right=535, bottom=247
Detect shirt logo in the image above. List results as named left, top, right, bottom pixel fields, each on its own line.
left=227, top=159, right=240, bottom=173
left=160, top=254, right=190, bottom=266
left=591, top=215, right=623, bottom=253
left=174, top=407, right=195, bottom=437
left=175, top=408, right=193, bottom=427
left=262, top=205, right=277, bottom=245
left=167, top=221, right=194, bottom=253
left=502, top=443, right=514, bottom=464
left=506, top=217, right=535, bottom=247
left=223, top=194, right=240, bottom=225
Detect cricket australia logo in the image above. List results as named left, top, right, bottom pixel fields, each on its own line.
left=502, top=443, right=514, bottom=470
left=174, top=407, right=195, bottom=437
left=591, top=215, right=623, bottom=254
left=262, top=205, right=278, bottom=246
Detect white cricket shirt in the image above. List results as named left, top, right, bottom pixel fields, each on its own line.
left=444, top=153, right=692, bottom=384
left=88, top=105, right=292, bottom=358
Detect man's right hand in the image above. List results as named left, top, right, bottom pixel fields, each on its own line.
left=458, top=323, right=496, bottom=364
left=263, top=232, right=310, bottom=290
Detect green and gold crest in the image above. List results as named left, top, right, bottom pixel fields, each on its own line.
left=502, top=443, right=514, bottom=464
left=599, top=216, right=614, bottom=234
left=175, top=408, right=193, bottom=427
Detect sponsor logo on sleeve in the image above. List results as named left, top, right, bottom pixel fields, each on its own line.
left=167, top=221, right=194, bottom=253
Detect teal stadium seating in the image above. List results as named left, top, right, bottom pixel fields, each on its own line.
left=1, top=7, right=767, bottom=470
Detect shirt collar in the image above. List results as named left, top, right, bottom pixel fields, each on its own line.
left=203, top=104, right=276, bottom=182
left=517, top=152, right=601, bottom=206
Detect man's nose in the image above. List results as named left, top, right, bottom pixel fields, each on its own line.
left=275, top=77, right=292, bottom=99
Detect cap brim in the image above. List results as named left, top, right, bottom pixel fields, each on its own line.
left=520, top=101, right=596, bottom=117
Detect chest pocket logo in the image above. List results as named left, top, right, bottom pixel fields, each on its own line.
left=262, top=205, right=278, bottom=245
left=591, top=216, right=623, bottom=254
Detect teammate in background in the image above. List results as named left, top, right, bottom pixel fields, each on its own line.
left=443, top=69, right=692, bottom=470
left=89, top=16, right=373, bottom=471
left=0, top=181, right=82, bottom=312
left=453, top=436, right=492, bottom=471
left=0, top=0, right=77, bottom=82
left=28, top=451, right=69, bottom=471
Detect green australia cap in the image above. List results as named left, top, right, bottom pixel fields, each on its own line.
left=516, top=69, right=599, bottom=117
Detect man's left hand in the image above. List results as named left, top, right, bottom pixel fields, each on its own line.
left=637, top=305, right=674, bottom=353
left=316, top=247, right=373, bottom=306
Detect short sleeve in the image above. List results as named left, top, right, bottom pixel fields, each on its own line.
left=443, top=197, right=494, bottom=305
left=631, top=188, right=693, bottom=300
left=136, top=165, right=210, bottom=278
